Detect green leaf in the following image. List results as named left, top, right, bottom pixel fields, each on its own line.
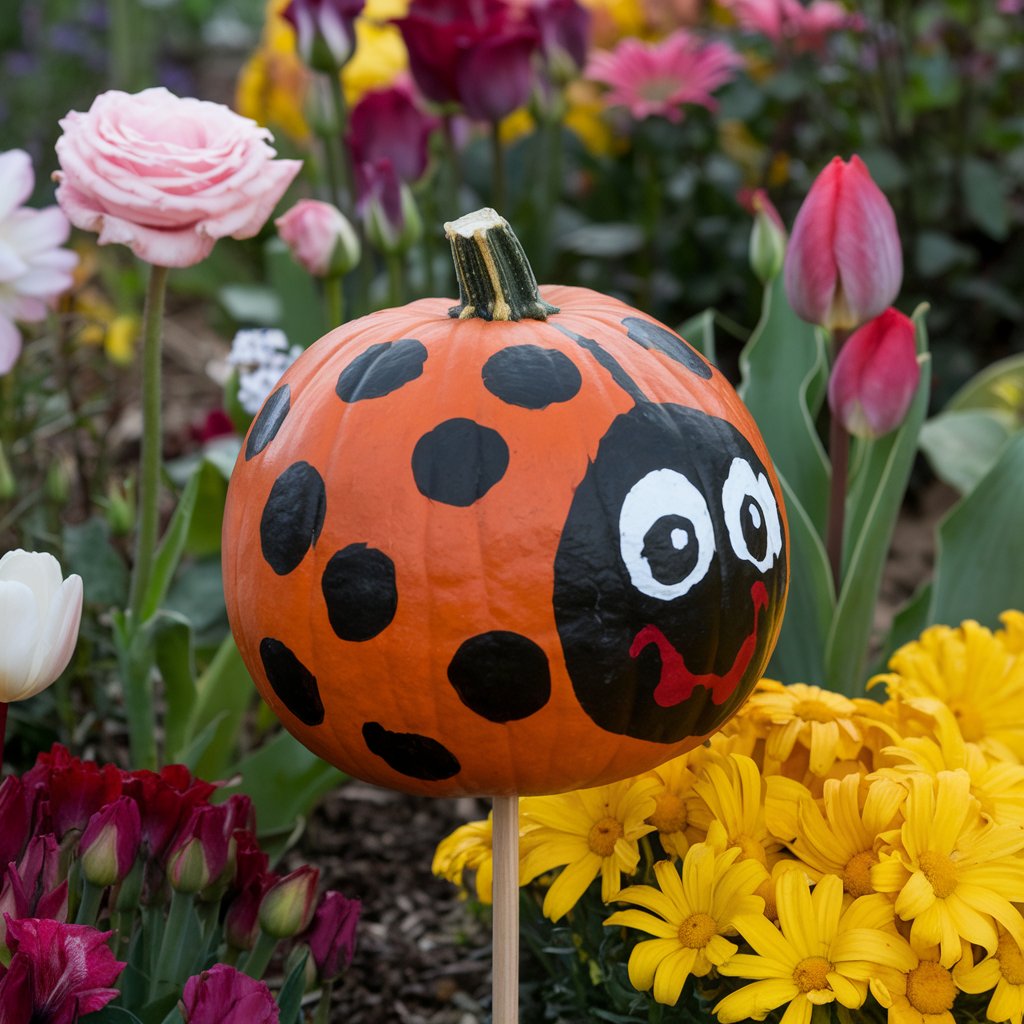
left=945, top=351, right=1024, bottom=416
left=962, top=156, right=1009, bottom=241
left=80, top=1009, right=146, bottom=1024
left=218, top=282, right=282, bottom=326
left=224, top=729, right=345, bottom=843
left=149, top=610, right=196, bottom=762
left=676, top=309, right=715, bottom=365
left=766, top=474, right=834, bottom=684
left=276, top=950, right=310, bottom=1024
left=63, top=517, right=129, bottom=608
left=738, top=274, right=830, bottom=535
left=265, top=236, right=326, bottom=349
left=927, top=431, right=1024, bottom=629
left=825, top=353, right=932, bottom=696
left=140, top=469, right=201, bottom=622
left=875, top=581, right=933, bottom=676
left=919, top=409, right=1013, bottom=495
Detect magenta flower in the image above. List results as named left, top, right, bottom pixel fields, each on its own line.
left=827, top=307, right=919, bottom=438
left=347, top=83, right=438, bottom=185
left=0, top=916, right=124, bottom=1024
left=121, top=764, right=218, bottom=861
left=586, top=29, right=743, bottom=123
left=356, top=159, right=422, bottom=255
left=395, top=0, right=540, bottom=120
left=783, top=154, right=902, bottom=331
left=528, top=0, right=592, bottom=76
left=721, top=0, right=861, bottom=52
left=0, top=150, right=78, bottom=376
left=79, top=795, right=142, bottom=887
left=282, top=0, right=365, bottom=72
left=166, top=803, right=232, bottom=894
left=0, top=775, right=29, bottom=869
left=0, top=835, right=69, bottom=953
left=258, top=865, right=320, bottom=939
left=46, top=757, right=122, bottom=840
left=305, top=890, right=361, bottom=980
left=276, top=199, right=360, bottom=277
left=180, top=964, right=279, bottom=1024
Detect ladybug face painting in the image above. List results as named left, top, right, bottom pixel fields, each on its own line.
left=222, top=211, right=788, bottom=797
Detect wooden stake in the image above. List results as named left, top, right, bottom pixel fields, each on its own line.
left=491, top=794, right=519, bottom=1024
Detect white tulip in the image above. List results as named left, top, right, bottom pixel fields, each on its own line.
left=0, top=549, right=83, bottom=702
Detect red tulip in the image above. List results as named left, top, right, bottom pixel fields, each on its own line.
left=827, top=307, right=919, bottom=438
left=258, top=865, right=320, bottom=939
left=121, top=765, right=217, bottom=860
left=180, top=964, right=279, bottom=1023
left=282, top=0, right=365, bottom=72
left=166, top=804, right=232, bottom=894
left=0, top=916, right=124, bottom=1024
left=783, top=155, right=902, bottom=331
left=79, top=796, right=142, bottom=887
left=347, top=83, right=438, bottom=185
left=304, top=890, right=361, bottom=980
left=0, top=775, right=29, bottom=869
left=46, top=758, right=123, bottom=840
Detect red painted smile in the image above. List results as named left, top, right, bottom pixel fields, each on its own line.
left=629, top=581, right=769, bottom=707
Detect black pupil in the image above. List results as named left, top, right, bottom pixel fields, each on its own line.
left=741, top=495, right=768, bottom=562
left=641, top=515, right=698, bottom=587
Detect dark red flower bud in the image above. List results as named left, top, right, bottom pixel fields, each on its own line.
left=304, top=890, right=361, bottom=980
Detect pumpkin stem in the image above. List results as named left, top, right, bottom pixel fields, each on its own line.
left=445, top=208, right=559, bottom=322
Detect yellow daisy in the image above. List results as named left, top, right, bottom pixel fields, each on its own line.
left=957, top=924, right=1024, bottom=1024
left=1000, top=610, right=1024, bottom=655
left=715, top=872, right=916, bottom=1024
left=604, top=822, right=766, bottom=1006
left=644, top=753, right=696, bottom=859
left=870, top=946, right=961, bottom=1024
left=871, top=769, right=1024, bottom=966
left=688, top=753, right=785, bottom=868
left=432, top=814, right=494, bottom=905
left=768, top=772, right=904, bottom=898
left=520, top=777, right=658, bottom=921
left=871, top=619, right=1024, bottom=762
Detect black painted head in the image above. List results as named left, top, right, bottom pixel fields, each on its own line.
left=553, top=402, right=787, bottom=745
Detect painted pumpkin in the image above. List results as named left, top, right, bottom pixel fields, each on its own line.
left=222, top=209, right=789, bottom=798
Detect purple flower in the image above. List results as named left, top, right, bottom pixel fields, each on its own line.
left=79, top=795, right=142, bottom=887
left=258, top=865, right=320, bottom=939
left=529, top=0, right=591, bottom=76
left=305, top=890, right=361, bottom=980
left=356, top=159, right=422, bottom=255
left=166, top=804, right=232, bottom=894
left=347, top=83, right=439, bottom=184
left=0, top=835, right=69, bottom=950
left=283, top=0, right=366, bottom=72
left=0, top=775, right=29, bottom=869
left=179, top=964, right=279, bottom=1024
left=0, top=916, right=124, bottom=1024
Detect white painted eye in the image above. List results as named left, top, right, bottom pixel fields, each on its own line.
left=722, top=458, right=782, bottom=572
left=619, top=469, right=715, bottom=601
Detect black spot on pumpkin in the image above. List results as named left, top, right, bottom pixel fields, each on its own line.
left=482, top=345, right=582, bottom=409
left=260, top=637, right=324, bottom=726
left=321, top=544, right=398, bottom=641
left=245, top=384, right=290, bottom=460
left=622, top=317, right=712, bottom=379
left=447, top=631, right=551, bottom=722
left=336, top=339, right=428, bottom=402
left=362, top=722, right=460, bottom=781
left=260, top=461, right=326, bottom=575
left=411, top=418, right=509, bottom=506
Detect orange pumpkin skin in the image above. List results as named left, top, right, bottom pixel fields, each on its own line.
left=222, top=283, right=789, bottom=797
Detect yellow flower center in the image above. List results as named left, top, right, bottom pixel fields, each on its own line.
left=792, top=956, right=832, bottom=993
left=905, top=961, right=956, bottom=1015
left=842, top=850, right=878, bottom=898
left=588, top=817, right=624, bottom=857
left=951, top=701, right=986, bottom=743
left=998, top=932, right=1024, bottom=985
left=918, top=850, right=958, bottom=899
left=678, top=912, right=717, bottom=949
left=648, top=792, right=687, bottom=835
left=794, top=698, right=841, bottom=723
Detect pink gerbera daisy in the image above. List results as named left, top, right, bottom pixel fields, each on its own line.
left=586, top=29, right=743, bottom=123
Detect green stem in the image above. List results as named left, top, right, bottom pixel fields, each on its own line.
left=143, top=903, right=165, bottom=985
left=445, top=209, right=558, bottom=323
left=242, top=929, right=279, bottom=980
left=76, top=879, right=105, bottom=926
left=490, top=120, right=506, bottom=213
left=441, top=114, right=463, bottom=215
left=324, top=274, right=344, bottom=328
left=826, top=327, right=852, bottom=594
left=112, top=909, right=135, bottom=962
left=327, top=71, right=352, bottom=206
left=109, top=0, right=136, bottom=89
left=127, top=263, right=169, bottom=625
left=314, top=979, right=336, bottom=1024
left=153, top=889, right=196, bottom=997
left=387, top=253, right=404, bottom=308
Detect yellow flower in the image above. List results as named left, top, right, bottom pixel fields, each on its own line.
left=871, top=769, right=1024, bottom=966
left=1000, top=610, right=1024, bottom=655
left=715, top=873, right=915, bottom=1024
left=342, top=9, right=409, bottom=106
left=520, top=777, right=658, bottom=921
left=432, top=814, right=494, bottom=905
left=689, top=753, right=785, bottom=868
left=644, top=753, right=696, bottom=859
left=957, top=925, right=1024, bottom=1024
left=743, top=680, right=868, bottom=776
left=604, top=822, right=766, bottom=1005
left=768, top=773, right=904, bottom=898
left=870, top=946, right=961, bottom=1024
left=871, top=619, right=1024, bottom=761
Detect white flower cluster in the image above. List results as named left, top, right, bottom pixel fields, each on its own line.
left=227, top=328, right=303, bottom=416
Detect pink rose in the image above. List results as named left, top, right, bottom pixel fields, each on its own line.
left=54, top=88, right=302, bottom=268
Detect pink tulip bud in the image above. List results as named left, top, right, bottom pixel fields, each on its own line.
left=275, top=199, right=361, bottom=278
left=258, top=865, right=320, bottom=939
left=744, top=188, right=787, bottom=284
left=179, top=963, right=279, bottom=1024
left=827, top=307, right=919, bottom=438
left=80, top=796, right=142, bottom=887
left=783, top=155, right=902, bottom=331
left=304, top=890, right=361, bottom=980
left=166, top=804, right=231, bottom=894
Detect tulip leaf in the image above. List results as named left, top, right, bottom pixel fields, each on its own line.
left=140, top=468, right=201, bottom=623
left=677, top=309, right=716, bottom=364
left=63, top=517, right=129, bottom=608
left=738, top=274, right=830, bottom=535
left=765, top=473, right=834, bottom=684
left=825, top=353, right=932, bottom=697
left=276, top=950, right=310, bottom=1023
left=149, top=610, right=196, bottom=762
left=945, top=350, right=1024, bottom=416
left=962, top=156, right=1009, bottom=241
left=265, top=236, right=328, bottom=348
left=918, top=408, right=1013, bottom=495
left=875, top=581, right=933, bottom=675
left=79, top=1009, right=146, bottom=1024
